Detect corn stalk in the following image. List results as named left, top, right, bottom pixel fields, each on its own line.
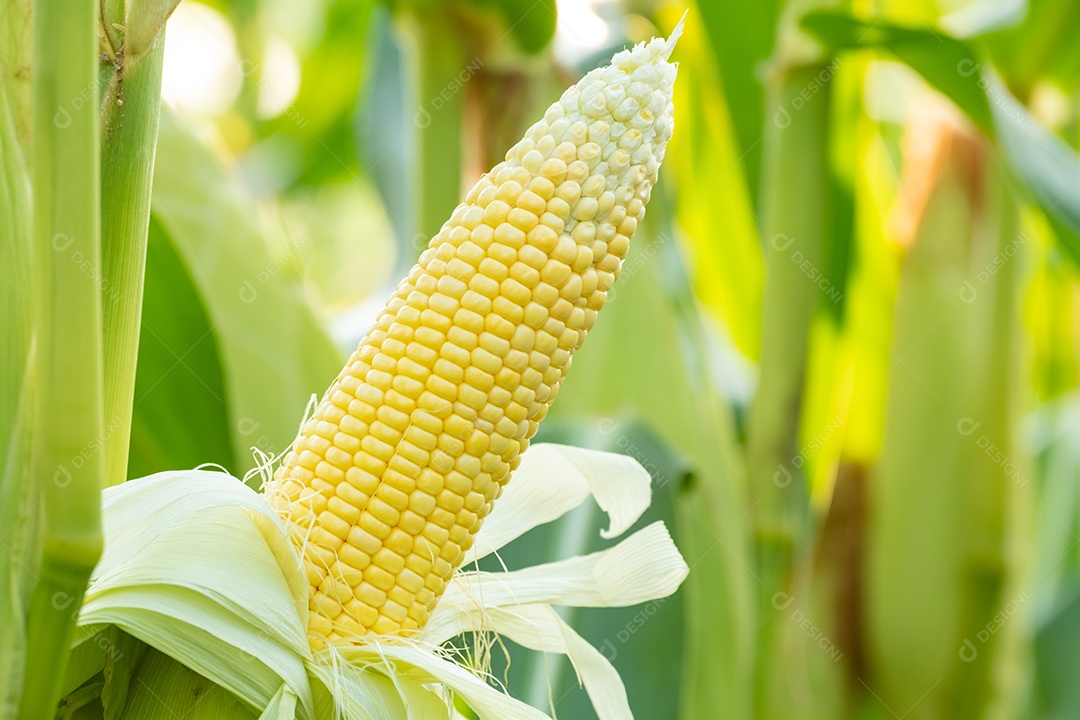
left=749, top=59, right=834, bottom=720
left=399, top=5, right=465, bottom=252
left=99, top=17, right=167, bottom=486
left=18, top=0, right=104, bottom=714
left=10, top=0, right=172, bottom=712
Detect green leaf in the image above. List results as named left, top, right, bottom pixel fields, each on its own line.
left=668, top=12, right=763, bottom=357
left=801, top=11, right=1080, bottom=265
left=458, top=0, right=557, bottom=55
left=491, top=0, right=556, bottom=54
left=258, top=685, right=298, bottom=720
left=0, top=0, right=32, bottom=145
left=822, top=58, right=860, bottom=324
left=61, top=626, right=111, bottom=698
left=939, top=0, right=1027, bottom=38
left=694, top=0, right=779, bottom=201
left=801, top=11, right=993, bottom=130
left=1035, top=579, right=1080, bottom=720
left=990, top=81, right=1080, bottom=263
left=101, top=629, right=147, bottom=719
left=128, top=217, right=235, bottom=478
left=57, top=682, right=104, bottom=719
left=983, top=0, right=1080, bottom=92
left=357, top=7, right=418, bottom=277
left=150, top=108, right=343, bottom=476
left=265, top=0, right=373, bottom=187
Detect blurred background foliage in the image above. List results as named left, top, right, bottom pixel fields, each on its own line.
left=99, top=0, right=1080, bottom=716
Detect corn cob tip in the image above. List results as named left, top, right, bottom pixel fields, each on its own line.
left=540, top=18, right=681, bottom=177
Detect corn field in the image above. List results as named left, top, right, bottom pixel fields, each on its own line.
left=3, top=0, right=1080, bottom=717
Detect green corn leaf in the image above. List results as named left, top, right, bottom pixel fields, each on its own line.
left=358, top=7, right=419, bottom=277
left=57, top=682, right=104, bottom=719
left=668, top=10, right=763, bottom=358
left=801, top=11, right=993, bottom=130
left=1035, top=578, right=1080, bottom=719
left=149, top=108, right=343, bottom=476
left=101, top=629, right=146, bottom=719
left=693, top=0, right=779, bottom=202
left=259, top=685, right=298, bottom=720
left=991, top=84, right=1080, bottom=264
left=491, top=0, right=556, bottom=55
left=801, top=11, right=1080, bottom=265
left=457, top=0, right=556, bottom=55
left=0, top=0, right=31, bottom=146
left=61, top=630, right=108, bottom=700
left=982, top=0, right=1080, bottom=92
left=128, top=218, right=235, bottom=477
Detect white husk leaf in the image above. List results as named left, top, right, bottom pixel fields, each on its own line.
left=424, top=522, right=687, bottom=646
left=333, top=642, right=550, bottom=720
left=75, top=428, right=691, bottom=718
left=484, top=605, right=632, bottom=720
left=82, top=473, right=315, bottom=716
left=464, top=444, right=653, bottom=563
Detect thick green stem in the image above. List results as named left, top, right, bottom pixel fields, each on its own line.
left=402, top=9, right=464, bottom=260
left=19, top=0, right=104, bottom=714
left=748, top=63, right=832, bottom=716
left=100, top=36, right=166, bottom=486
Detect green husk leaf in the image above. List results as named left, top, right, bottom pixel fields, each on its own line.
left=61, top=630, right=108, bottom=699
left=101, top=628, right=147, bottom=719
left=118, top=649, right=258, bottom=719
left=259, top=685, right=298, bottom=720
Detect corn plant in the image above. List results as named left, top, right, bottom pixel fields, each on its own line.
left=7, top=0, right=1080, bottom=717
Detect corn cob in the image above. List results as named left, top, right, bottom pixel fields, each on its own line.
left=267, top=29, right=680, bottom=645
